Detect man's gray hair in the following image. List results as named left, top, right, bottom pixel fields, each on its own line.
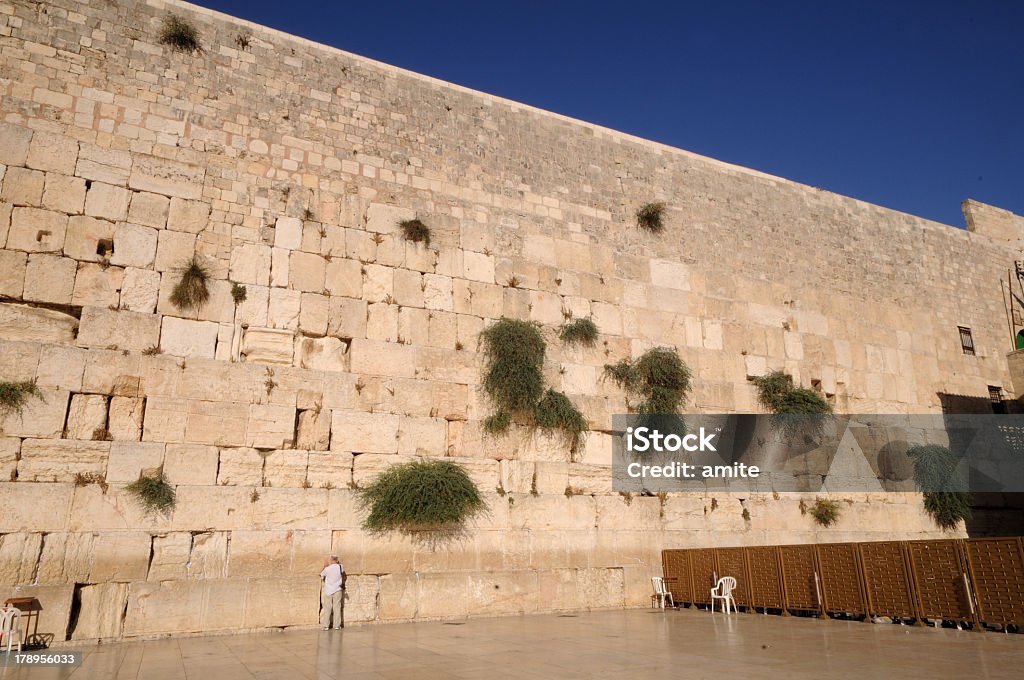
left=330, top=554, right=339, bottom=561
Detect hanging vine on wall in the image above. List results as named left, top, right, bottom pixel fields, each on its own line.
left=357, top=459, right=486, bottom=540
left=479, top=318, right=588, bottom=457
left=604, top=346, right=692, bottom=432
left=559, top=317, right=599, bottom=347
left=907, top=444, right=972, bottom=530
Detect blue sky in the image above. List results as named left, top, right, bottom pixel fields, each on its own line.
left=196, top=0, right=1022, bottom=227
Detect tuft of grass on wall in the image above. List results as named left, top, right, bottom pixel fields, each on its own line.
left=908, top=444, right=973, bottom=530
left=535, top=389, right=587, bottom=456
left=752, top=370, right=833, bottom=439
left=809, top=498, right=841, bottom=527
left=126, top=469, right=176, bottom=515
left=159, top=15, right=201, bottom=53
left=170, top=255, right=211, bottom=311
left=636, top=202, right=666, bottom=233
left=230, top=282, right=247, bottom=305
left=559, top=317, right=599, bottom=347
left=358, top=459, right=486, bottom=538
left=480, top=318, right=546, bottom=418
left=399, top=219, right=431, bottom=247
left=0, top=379, right=43, bottom=417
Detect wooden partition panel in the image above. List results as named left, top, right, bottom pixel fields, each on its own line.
left=907, top=540, right=975, bottom=623
left=779, top=545, right=821, bottom=613
left=662, top=549, right=693, bottom=605
left=815, top=543, right=867, bottom=615
left=715, top=547, right=751, bottom=607
left=965, top=537, right=1024, bottom=627
left=745, top=546, right=785, bottom=610
left=859, top=541, right=917, bottom=619
left=689, top=549, right=717, bottom=606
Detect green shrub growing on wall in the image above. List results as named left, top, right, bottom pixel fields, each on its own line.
left=604, top=347, right=692, bottom=414
left=358, top=459, right=486, bottom=538
left=535, top=389, right=587, bottom=454
left=636, top=202, right=666, bottom=233
left=480, top=318, right=546, bottom=419
left=127, top=469, right=176, bottom=515
left=159, top=15, right=201, bottom=52
left=559, top=317, right=599, bottom=347
left=809, top=498, right=841, bottom=527
left=908, top=444, right=972, bottom=530
left=399, top=218, right=431, bottom=246
left=752, top=370, right=832, bottom=438
left=0, top=379, right=43, bottom=417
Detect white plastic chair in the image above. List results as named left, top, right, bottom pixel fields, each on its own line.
left=651, top=577, right=674, bottom=609
left=710, top=576, right=737, bottom=614
left=0, top=606, right=23, bottom=655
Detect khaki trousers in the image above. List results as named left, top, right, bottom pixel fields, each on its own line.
left=320, top=589, right=344, bottom=628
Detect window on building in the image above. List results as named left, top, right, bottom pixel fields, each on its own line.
left=958, top=326, right=975, bottom=355
left=989, top=385, right=1006, bottom=414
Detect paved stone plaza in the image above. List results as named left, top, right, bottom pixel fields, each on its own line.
left=3, top=609, right=1021, bottom=679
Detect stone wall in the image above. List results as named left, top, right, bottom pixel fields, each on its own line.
left=0, top=0, right=1018, bottom=642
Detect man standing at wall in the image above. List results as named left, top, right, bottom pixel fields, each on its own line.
left=320, top=555, right=346, bottom=630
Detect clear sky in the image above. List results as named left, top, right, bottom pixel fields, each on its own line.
left=194, top=0, right=1022, bottom=228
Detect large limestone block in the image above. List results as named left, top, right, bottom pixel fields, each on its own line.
left=84, top=182, right=129, bottom=221
left=67, top=483, right=170, bottom=533
left=160, top=316, right=218, bottom=358
left=188, top=531, right=229, bottom=578
left=23, top=254, right=76, bottom=304
left=157, top=276, right=234, bottom=324
left=395, top=416, right=447, bottom=456
left=268, top=287, right=301, bottom=329
left=229, top=242, right=271, bottom=285
left=163, top=444, right=218, bottom=486
left=34, top=532, right=94, bottom=584
left=0, top=167, right=43, bottom=205
left=41, top=173, right=87, bottom=214
left=7, top=206, right=67, bottom=251
left=250, top=488, right=330, bottom=530
left=0, top=585, right=74, bottom=642
left=243, top=578, right=319, bottom=628
left=71, top=582, right=128, bottom=640
left=289, top=251, right=327, bottom=292
left=331, top=411, right=399, bottom=454
left=274, top=216, right=303, bottom=250
left=0, top=250, right=26, bottom=298
left=324, top=258, right=362, bottom=298
left=240, top=326, right=295, bottom=365
left=26, top=131, right=78, bottom=175
left=509, top=494, right=597, bottom=531
left=90, top=531, right=152, bottom=581
left=0, top=483, right=73, bottom=532
left=226, top=530, right=294, bottom=578
left=66, top=393, right=109, bottom=440
left=110, top=222, right=158, bottom=269
left=306, top=451, right=352, bottom=488
left=123, top=579, right=245, bottom=635
left=263, top=449, right=309, bottom=487
left=342, top=575, right=380, bottom=623
left=247, top=403, right=296, bottom=449
left=75, top=144, right=131, bottom=185
left=18, top=439, right=110, bottom=482
left=71, top=262, right=124, bottom=308
left=119, top=267, right=160, bottom=314
left=147, top=533, right=191, bottom=581
left=77, top=306, right=160, bottom=351
left=467, top=571, right=539, bottom=616
left=348, top=339, right=416, bottom=378
left=0, top=532, right=43, bottom=584
left=171, top=486, right=254, bottom=531
left=416, top=573, right=471, bottom=620
left=185, top=400, right=248, bottom=447
left=0, top=302, right=78, bottom=343
left=154, top=229, right=196, bottom=272
left=0, top=123, right=32, bottom=165
left=141, top=396, right=186, bottom=443
left=166, top=197, right=210, bottom=233
left=0, top=389, right=69, bottom=439
left=327, top=296, right=366, bottom=338
left=0, top=437, right=18, bottom=482
left=108, top=396, right=144, bottom=441
left=128, top=155, right=204, bottom=199
left=294, top=335, right=349, bottom=372
left=378, top=573, right=419, bottom=621
left=105, top=441, right=165, bottom=484
left=365, top=203, right=414, bottom=234
left=216, top=447, right=264, bottom=486
left=128, top=191, right=169, bottom=229
left=297, top=409, right=332, bottom=451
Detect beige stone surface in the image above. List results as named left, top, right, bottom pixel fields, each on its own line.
left=129, top=155, right=204, bottom=200
left=71, top=262, right=124, bottom=308
left=0, top=302, right=78, bottom=344
left=163, top=443, right=219, bottom=486
left=41, top=173, right=87, bottom=214
left=119, top=267, right=161, bottom=314
left=110, top=222, right=158, bottom=269
left=108, top=396, right=145, bottom=440
left=1, top=166, right=44, bottom=205
left=18, top=438, right=110, bottom=482
left=77, top=306, right=161, bottom=351
left=23, top=253, right=76, bottom=304
left=128, top=191, right=169, bottom=229
left=167, top=197, right=210, bottom=233
left=160, top=316, right=219, bottom=358
left=84, top=182, right=130, bottom=221
left=71, top=582, right=129, bottom=640
left=240, top=326, right=294, bottom=365
left=66, top=393, right=109, bottom=440
left=0, top=387, right=70, bottom=439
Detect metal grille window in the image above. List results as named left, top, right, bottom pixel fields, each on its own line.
left=959, top=326, right=975, bottom=355
left=989, top=386, right=1003, bottom=403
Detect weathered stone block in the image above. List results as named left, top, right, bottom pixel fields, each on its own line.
left=166, top=197, right=210, bottom=233
left=154, top=229, right=196, bottom=272
left=160, top=316, right=219, bottom=358
left=294, top=335, right=349, bottom=372
left=105, top=441, right=165, bottom=483
left=84, top=182, right=129, bottom=221
left=185, top=400, right=248, bottom=447
left=25, top=131, right=78, bottom=174
left=324, top=257, right=362, bottom=297
left=75, top=144, right=131, bottom=185
left=128, top=191, right=169, bottom=229
left=119, top=267, right=160, bottom=314
left=41, top=173, right=87, bottom=214
left=229, top=241, right=271, bottom=285
left=90, top=531, right=152, bottom=581
left=71, top=262, right=124, bottom=308
left=306, top=450, right=352, bottom=488
left=23, top=253, right=76, bottom=304
left=331, top=411, right=399, bottom=453
left=268, top=287, right=301, bottom=329
left=129, top=155, right=204, bottom=199
left=274, top=216, right=303, bottom=250
left=66, top=393, right=109, bottom=440
left=108, top=396, right=144, bottom=440
left=348, top=338, right=416, bottom=377
left=163, top=444, right=219, bottom=486
left=365, top=203, right=414, bottom=234
left=1, top=166, right=44, bottom=205
left=0, top=249, right=26, bottom=298
left=299, top=292, right=329, bottom=335
left=262, top=449, right=309, bottom=487
left=243, top=402, right=295, bottom=450
left=0, top=123, right=32, bottom=166
left=110, top=222, right=158, bottom=268
left=0, top=302, right=77, bottom=344
left=0, top=387, right=70, bottom=439
left=297, top=409, right=332, bottom=451
left=18, top=439, right=110, bottom=482
left=327, top=296, right=366, bottom=339
left=250, top=488, right=329, bottom=530
left=77, top=306, right=161, bottom=351
left=71, top=582, right=129, bottom=640
left=289, top=250, right=327, bottom=292
left=396, top=416, right=447, bottom=455
left=147, top=533, right=191, bottom=581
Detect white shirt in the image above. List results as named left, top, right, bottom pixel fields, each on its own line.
left=320, top=563, right=344, bottom=596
